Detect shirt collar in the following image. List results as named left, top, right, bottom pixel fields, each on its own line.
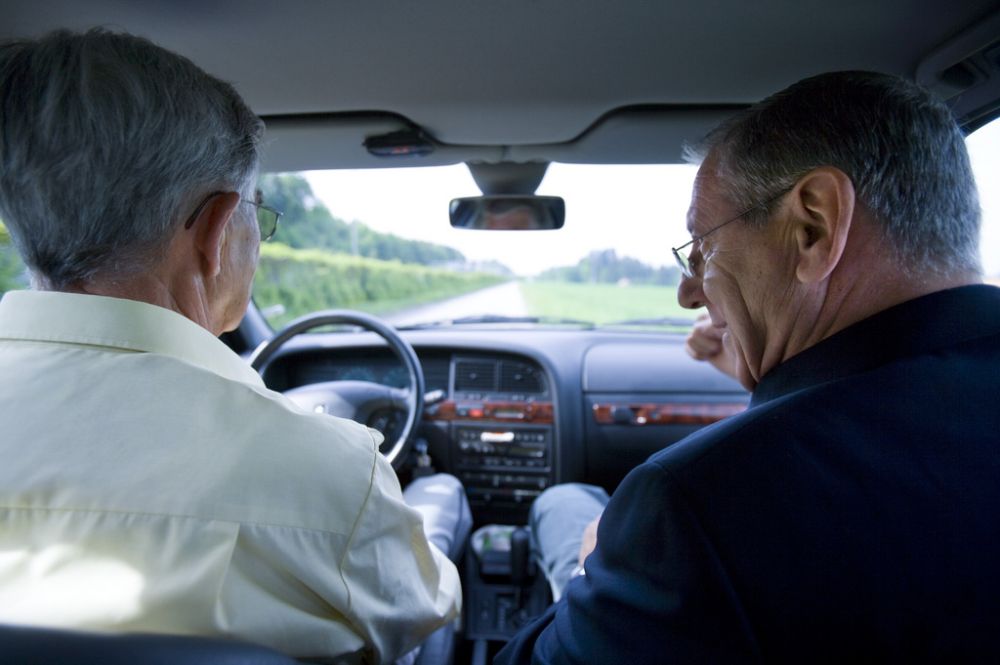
left=751, top=284, right=1000, bottom=406
left=0, top=290, right=264, bottom=387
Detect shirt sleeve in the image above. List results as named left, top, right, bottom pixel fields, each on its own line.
left=337, top=432, right=461, bottom=664
left=495, top=460, right=760, bottom=665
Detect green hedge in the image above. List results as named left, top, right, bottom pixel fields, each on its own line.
left=254, top=243, right=504, bottom=327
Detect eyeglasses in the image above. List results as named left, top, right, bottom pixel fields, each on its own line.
left=246, top=198, right=282, bottom=242
left=183, top=190, right=282, bottom=242
left=671, top=186, right=792, bottom=279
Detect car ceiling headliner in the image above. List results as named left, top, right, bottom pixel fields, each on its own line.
left=3, top=0, right=999, bottom=170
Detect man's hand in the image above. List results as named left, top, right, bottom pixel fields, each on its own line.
left=685, top=312, right=739, bottom=380
left=578, top=515, right=601, bottom=566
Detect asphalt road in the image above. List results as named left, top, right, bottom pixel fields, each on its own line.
left=384, top=280, right=527, bottom=327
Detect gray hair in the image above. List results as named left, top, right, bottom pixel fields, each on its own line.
left=0, top=28, right=264, bottom=289
left=686, top=70, right=981, bottom=278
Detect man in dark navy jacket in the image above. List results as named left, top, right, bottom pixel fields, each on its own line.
left=496, top=71, right=1000, bottom=663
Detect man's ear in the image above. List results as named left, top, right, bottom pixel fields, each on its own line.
left=192, top=192, right=241, bottom=277
left=788, top=167, right=855, bottom=284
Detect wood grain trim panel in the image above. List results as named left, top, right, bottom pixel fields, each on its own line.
left=592, top=402, right=746, bottom=426
left=425, top=400, right=554, bottom=424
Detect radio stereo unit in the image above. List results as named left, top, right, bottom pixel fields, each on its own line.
left=454, top=425, right=551, bottom=508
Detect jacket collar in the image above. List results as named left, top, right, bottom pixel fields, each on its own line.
left=751, top=285, right=1000, bottom=406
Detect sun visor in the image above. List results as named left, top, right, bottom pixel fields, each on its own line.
left=258, top=106, right=741, bottom=173
left=259, top=113, right=504, bottom=172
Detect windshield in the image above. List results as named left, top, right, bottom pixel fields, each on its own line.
left=2, top=121, right=999, bottom=325
left=252, top=120, right=1000, bottom=330
left=252, top=163, right=699, bottom=330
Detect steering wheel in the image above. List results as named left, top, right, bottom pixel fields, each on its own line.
left=248, top=310, right=425, bottom=470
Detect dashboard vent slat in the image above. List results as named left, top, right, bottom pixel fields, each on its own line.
left=454, top=360, right=497, bottom=392
left=500, top=361, right=544, bottom=393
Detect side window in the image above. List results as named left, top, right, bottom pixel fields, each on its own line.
left=0, top=220, right=27, bottom=294
left=967, top=117, right=1000, bottom=282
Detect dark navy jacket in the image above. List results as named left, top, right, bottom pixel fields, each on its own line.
left=497, top=285, right=1000, bottom=664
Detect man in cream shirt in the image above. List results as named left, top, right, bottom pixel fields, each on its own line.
left=0, top=29, right=465, bottom=663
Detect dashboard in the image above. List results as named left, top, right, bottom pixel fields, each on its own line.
left=259, top=327, right=750, bottom=523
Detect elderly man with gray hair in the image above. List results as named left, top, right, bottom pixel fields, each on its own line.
left=0, top=29, right=469, bottom=664
left=499, top=71, right=1000, bottom=664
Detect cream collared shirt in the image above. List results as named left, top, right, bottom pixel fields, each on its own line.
left=0, top=290, right=460, bottom=663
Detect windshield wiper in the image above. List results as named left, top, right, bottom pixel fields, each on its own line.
left=599, top=316, right=694, bottom=328
left=400, top=315, right=594, bottom=329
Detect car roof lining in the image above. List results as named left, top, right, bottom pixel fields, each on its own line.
left=4, top=1, right=1000, bottom=171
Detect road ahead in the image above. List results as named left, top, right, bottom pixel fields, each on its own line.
left=384, top=281, right=527, bottom=327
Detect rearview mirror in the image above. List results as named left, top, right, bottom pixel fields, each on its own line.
left=449, top=195, right=565, bottom=231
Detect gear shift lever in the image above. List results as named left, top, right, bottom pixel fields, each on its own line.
left=510, top=526, right=530, bottom=608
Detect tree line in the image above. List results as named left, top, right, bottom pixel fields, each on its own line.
left=258, top=174, right=465, bottom=266
left=539, top=248, right=679, bottom=286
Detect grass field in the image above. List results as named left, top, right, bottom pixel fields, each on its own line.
left=519, top=280, right=694, bottom=326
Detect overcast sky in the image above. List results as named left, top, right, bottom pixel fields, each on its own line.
left=304, top=118, right=1000, bottom=278
left=305, top=163, right=695, bottom=276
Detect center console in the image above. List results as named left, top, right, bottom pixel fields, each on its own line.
left=424, top=354, right=556, bottom=522
left=423, top=354, right=557, bottom=662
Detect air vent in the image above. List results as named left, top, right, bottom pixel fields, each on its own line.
left=454, top=360, right=497, bottom=392
left=500, top=361, right=544, bottom=393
